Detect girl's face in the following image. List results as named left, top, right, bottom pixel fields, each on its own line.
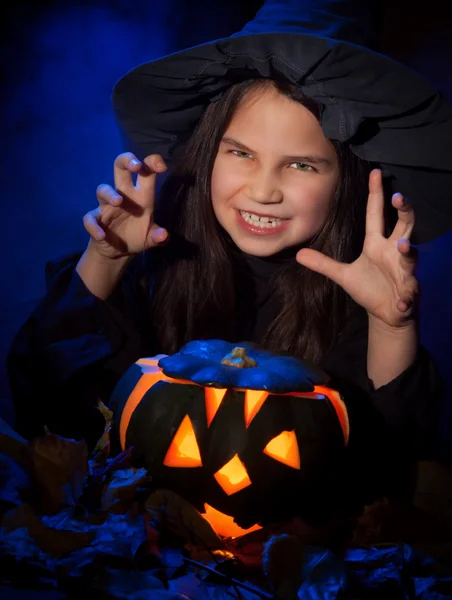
left=211, top=87, right=339, bottom=257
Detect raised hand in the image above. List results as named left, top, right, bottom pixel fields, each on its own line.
left=83, top=152, right=169, bottom=260
left=296, top=169, right=419, bottom=329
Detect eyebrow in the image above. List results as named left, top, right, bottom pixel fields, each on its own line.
left=221, top=136, right=333, bottom=166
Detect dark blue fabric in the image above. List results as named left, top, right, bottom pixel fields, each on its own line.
left=236, top=0, right=381, bottom=49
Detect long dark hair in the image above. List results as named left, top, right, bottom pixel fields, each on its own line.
left=148, top=78, right=372, bottom=363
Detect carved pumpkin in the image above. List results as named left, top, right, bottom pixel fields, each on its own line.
left=110, top=340, right=351, bottom=536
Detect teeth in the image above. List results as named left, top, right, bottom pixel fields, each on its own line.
left=240, top=211, right=285, bottom=228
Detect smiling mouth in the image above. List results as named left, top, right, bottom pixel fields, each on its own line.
left=239, top=210, right=288, bottom=229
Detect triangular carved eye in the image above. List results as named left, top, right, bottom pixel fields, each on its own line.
left=263, top=430, right=300, bottom=469
left=163, top=415, right=202, bottom=467
left=244, top=390, right=268, bottom=427
left=214, top=454, right=252, bottom=495
left=205, top=387, right=227, bottom=426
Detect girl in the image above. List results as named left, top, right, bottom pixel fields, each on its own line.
left=8, top=0, right=449, bottom=478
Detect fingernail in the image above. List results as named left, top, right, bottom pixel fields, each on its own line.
left=130, top=159, right=141, bottom=167
left=157, top=161, right=166, bottom=169
left=153, top=228, right=167, bottom=241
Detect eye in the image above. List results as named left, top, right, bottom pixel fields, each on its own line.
left=231, top=150, right=252, bottom=159
left=290, top=162, right=315, bottom=172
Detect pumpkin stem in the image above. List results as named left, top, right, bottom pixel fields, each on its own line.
left=220, top=347, right=257, bottom=369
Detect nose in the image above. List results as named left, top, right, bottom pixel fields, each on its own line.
left=246, top=171, right=283, bottom=205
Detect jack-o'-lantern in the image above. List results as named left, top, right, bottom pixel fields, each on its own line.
left=109, top=340, right=351, bottom=537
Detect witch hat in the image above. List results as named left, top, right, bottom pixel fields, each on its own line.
left=112, top=0, right=452, bottom=244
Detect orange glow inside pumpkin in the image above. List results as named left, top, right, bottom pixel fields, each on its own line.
left=204, top=387, right=227, bottom=426
left=214, top=454, right=252, bottom=495
left=263, top=430, right=300, bottom=469
left=202, top=503, right=262, bottom=538
left=317, top=387, right=350, bottom=445
left=244, top=390, right=268, bottom=427
left=120, top=360, right=350, bottom=450
left=120, top=359, right=196, bottom=449
left=163, top=414, right=202, bottom=467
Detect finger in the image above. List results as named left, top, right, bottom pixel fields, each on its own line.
left=83, top=207, right=105, bottom=241
left=137, top=154, right=168, bottom=190
left=397, top=238, right=419, bottom=266
left=365, top=169, right=385, bottom=237
left=114, top=152, right=142, bottom=193
left=148, top=223, right=169, bottom=246
left=389, top=193, right=415, bottom=241
left=96, top=184, right=123, bottom=207
left=296, top=248, right=346, bottom=285
left=396, top=281, right=419, bottom=314
left=396, top=297, right=413, bottom=313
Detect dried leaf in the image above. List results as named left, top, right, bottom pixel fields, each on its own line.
left=225, top=516, right=350, bottom=570
left=159, top=546, right=185, bottom=568
left=91, top=428, right=111, bottom=463
left=3, top=509, right=148, bottom=580
left=2, top=503, right=94, bottom=557
left=231, top=516, right=349, bottom=551
left=182, top=558, right=271, bottom=599
left=350, top=498, right=388, bottom=545
left=27, top=431, right=88, bottom=514
left=296, top=546, right=346, bottom=600
left=97, top=399, right=114, bottom=425
left=351, top=498, right=452, bottom=548
left=77, top=448, right=136, bottom=514
left=0, top=449, right=31, bottom=507
left=188, top=548, right=237, bottom=567
left=223, top=541, right=264, bottom=569
left=0, top=433, right=32, bottom=472
left=90, top=510, right=148, bottom=560
left=345, top=544, right=409, bottom=597
left=127, top=592, right=182, bottom=600
left=101, top=467, right=149, bottom=511
left=93, top=447, right=135, bottom=476
left=0, top=416, right=27, bottom=444
left=90, top=399, right=115, bottom=465
left=0, top=427, right=31, bottom=510
left=91, top=565, right=165, bottom=599
left=168, top=573, right=210, bottom=600
left=262, top=534, right=304, bottom=599
left=0, top=553, right=60, bottom=591
left=145, top=489, right=223, bottom=551
left=169, top=573, right=241, bottom=600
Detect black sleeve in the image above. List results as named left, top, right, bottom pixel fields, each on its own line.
left=321, top=317, right=442, bottom=462
left=6, top=252, right=155, bottom=448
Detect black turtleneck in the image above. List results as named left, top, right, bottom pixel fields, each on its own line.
left=235, top=246, right=300, bottom=344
